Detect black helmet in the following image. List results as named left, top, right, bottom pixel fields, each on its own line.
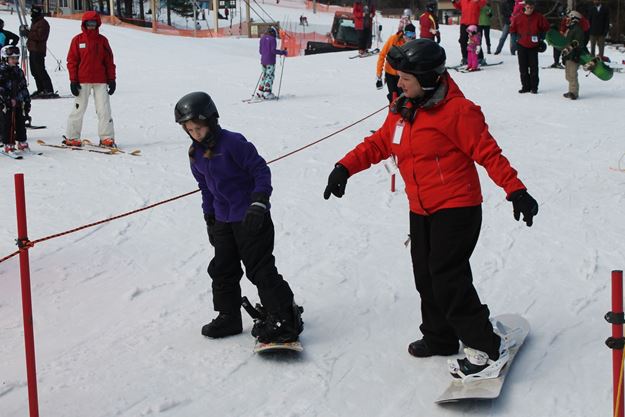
left=174, top=92, right=219, bottom=124
left=31, top=6, right=44, bottom=18
left=426, top=2, right=436, bottom=12
left=387, top=39, right=446, bottom=90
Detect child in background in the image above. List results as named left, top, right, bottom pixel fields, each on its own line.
left=0, top=45, right=31, bottom=155
left=466, top=25, right=482, bottom=71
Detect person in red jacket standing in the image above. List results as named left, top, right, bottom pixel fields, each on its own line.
left=452, top=0, right=485, bottom=65
left=509, top=0, right=549, bottom=94
left=64, top=11, right=117, bottom=148
left=353, top=0, right=375, bottom=56
left=419, top=4, right=438, bottom=41
left=323, top=39, right=538, bottom=381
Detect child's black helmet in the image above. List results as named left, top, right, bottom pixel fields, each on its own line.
left=174, top=92, right=219, bottom=124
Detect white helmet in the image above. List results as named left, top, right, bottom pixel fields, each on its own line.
left=568, top=10, right=582, bottom=20
left=1, top=45, right=20, bottom=62
left=403, top=8, right=412, bottom=17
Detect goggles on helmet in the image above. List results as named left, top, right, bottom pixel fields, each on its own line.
left=4, top=46, right=20, bottom=57
left=84, top=20, right=98, bottom=28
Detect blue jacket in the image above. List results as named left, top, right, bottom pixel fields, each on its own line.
left=190, top=129, right=272, bottom=222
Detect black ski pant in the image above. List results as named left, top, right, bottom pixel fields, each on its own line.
left=478, top=25, right=491, bottom=50
left=517, top=45, right=540, bottom=91
left=358, top=26, right=372, bottom=50
left=553, top=47, right=561, bottom=65
left=459, top=24, right=484, bottom=62
left=409, top=206, right=500, bottom=358
left=0, top=108, right=27, bottom=145
left=208, top=213, right=294, bottom=315
left=29, top=51, right=54, bottom=93
left=384, top=73, right=401, bottom=103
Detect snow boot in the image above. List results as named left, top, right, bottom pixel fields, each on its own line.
left=62, top=137, right=82, bottom=147
left=252, top=302, right=304, bottom=344
left=201, top=311, right=243, bottom=338
left=408, top=339, right=459, bottom=358
left=17, top=142, right=29, bottom=151
left=447, top=323, right=512, bottom=382
left=3, top=143, right=16, bottom=153
left=99, top=138, right=117, bottom=148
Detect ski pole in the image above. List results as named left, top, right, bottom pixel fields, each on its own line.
left=47, top=47, right=64, bottom=71
left=276, top=55, right=286, bottom=100
left=250, top=71, right=262, bottom=99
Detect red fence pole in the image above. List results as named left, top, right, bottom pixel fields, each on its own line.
left=610, top=270, right=624, bottom=417
left=14, top=173, right=40, bottom=417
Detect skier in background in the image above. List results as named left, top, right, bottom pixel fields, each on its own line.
left=0, top=45, right=31, bottom=154
left=419, top=3, right=438, bottom=41
left=0, top=19, right=20, bottom=49
left=323, top=39, right=538, bottom=381
left=376, top=23, right=416, bottom=102
left=478, top=1, right=493, bottom=54
left=258, top=26, right=287, bottom=100
left=22, top=6, right=57, bottom=99
left=174, top=91, right=304, bottom=344
left=451, top=0, right=485, bottom=65
left=353, top=0, right=375, bottom=56
left=466, top=24, right=482, bottom=70
left=64, top=11, right=117, bottom=148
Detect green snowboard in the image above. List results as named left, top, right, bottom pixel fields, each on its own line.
left=546, top=29, right=613, bottom=81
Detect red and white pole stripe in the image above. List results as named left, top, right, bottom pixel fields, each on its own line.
left=612, top=270, right=624, bottom=417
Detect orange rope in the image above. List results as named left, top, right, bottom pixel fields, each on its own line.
left=0, top=106, right=387, bottom=265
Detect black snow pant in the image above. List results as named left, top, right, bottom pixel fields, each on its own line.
left=208, top=212, right=294, bottom=315
left=478, top=25, right=491, bottom=50
left=409, top=206, right=500, bottom=358
left=358, top=26, right=372, bottom=50
left=517, top=45, right=540, bottom=91
left=553, top=47, right=562, bottom=65
left=0, top=107, right=27, bottom=145
left=459, top=24, right=484, bottom=62
left=384, top=73, right=401, bottom=103
left=29, top=51, right=54, bottom=93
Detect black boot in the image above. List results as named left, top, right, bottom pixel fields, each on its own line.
left=408, top=339, right=458, bottom=358
left=252, top=302, right=304, bottom=343
left=201, top=312, right=243, bottom=338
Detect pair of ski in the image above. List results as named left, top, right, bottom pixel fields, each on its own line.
left=241, top=296, right=303, bottom=353
left=37, top=139, right=141, bottom=156
left=450, top=61, right=504, bottom=73
left=349, top=48, right=380, bottom=59
left=1, top=147, right=43, bottom=159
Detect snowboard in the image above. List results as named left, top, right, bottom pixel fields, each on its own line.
left=254, top=340, right=304, bottom=353
left=546, top=29, right=613, bottom=81
left=435, top=314, right=530, bottom=404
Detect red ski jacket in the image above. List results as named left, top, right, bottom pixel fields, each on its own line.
left=337, top=74, right=525, bottom=215
left=510, top=12, right=550, bottom=48
left=67, top=11, right=116, bottom=84
left=452, top=0, right=486, bottom=25
left=419, top=12, right=436, bottom=39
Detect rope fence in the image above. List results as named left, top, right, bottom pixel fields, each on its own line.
left=0, top=105, right=387, bottom=266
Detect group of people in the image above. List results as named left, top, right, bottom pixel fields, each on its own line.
left=1, top=9, right=118, bottom=156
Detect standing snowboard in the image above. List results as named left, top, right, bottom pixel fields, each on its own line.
left=435, top=314, right=530, bottom=404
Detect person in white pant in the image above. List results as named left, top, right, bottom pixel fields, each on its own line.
left=64, top=11, right=117, bottom=148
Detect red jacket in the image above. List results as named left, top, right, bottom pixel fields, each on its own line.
left=452, top=0, right=486, bottom=25
left=353, top=1, right=375, bottom=30
left=67, top=11, right=116, bottom=83
left=338, top=75, right=525, bottom=215
left=510, top=11, right=550, bottom=48
left=419, top=12, right=436, bottom=39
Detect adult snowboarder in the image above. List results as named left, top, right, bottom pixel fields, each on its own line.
left=376, top=23, right=416, bottom=102
left=174, top=91, right=304, bottom=344
left=323, top=39, right=538, bottom=381
left=257, top=26, right=287, bottom=100
left=64, top=11, right=117, bottom=148
left=509, top=0, right=549, bottom=93
left=0, top=45, right=31, bottom=154
left=22, top=6, right=56, bottom=99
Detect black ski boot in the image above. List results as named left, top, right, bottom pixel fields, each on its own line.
left=408, top=339, right=458, bottom=358
left=252, top=302, right=304, bottom=344
left=201, top=312, right=242, bottom=338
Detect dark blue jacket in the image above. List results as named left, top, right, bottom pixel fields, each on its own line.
left=190, top=129, right=272, bottom=222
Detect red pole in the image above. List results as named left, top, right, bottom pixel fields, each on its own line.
left=612, top=270, right=624, bottom=417
left=14, top=173, right=40, bottom=417
left=391, top=174, right=396, bottom=192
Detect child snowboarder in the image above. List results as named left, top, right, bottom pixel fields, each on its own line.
left=561, top=11, right=587, bottom=100
left=0, top=45, right=31, bottom=155
left=258, top=27, right=287, bottom=100
left=466, top=25, right=482, bottom=71
left=174, top=91, right=304, bottom=344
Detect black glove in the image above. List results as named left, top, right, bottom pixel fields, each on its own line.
left=204, top=213, right=216, bottom=246
left=107, top=80, right=116, bottom=95
left=242, top=193, right=269, bottom=233
left=323, top=164, right=350, bottom=200
left=508, top=189, right=538, bottom=227
left=19, top=25, right=29, bottom=37
left=70, top=82, right=81, bottom=96
left=376, top=77, right=383, bottom=89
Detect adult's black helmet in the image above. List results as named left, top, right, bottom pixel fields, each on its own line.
left=31, top=6, right=44, bottom=18
left=387, top=39, right=446, bottom=90
left=174, top=92, right=219, bottom=124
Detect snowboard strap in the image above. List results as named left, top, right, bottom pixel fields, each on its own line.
left=241, top=296, right=266, bottom=320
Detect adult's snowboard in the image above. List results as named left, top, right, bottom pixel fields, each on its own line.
left=435, top=314, right=530, bottom=404
left=546, top=29, right=613, bottom=81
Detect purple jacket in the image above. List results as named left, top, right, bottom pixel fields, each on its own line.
left=190, top=129, right=272, bottom=222
left=259, top=34, right=286, bottom=66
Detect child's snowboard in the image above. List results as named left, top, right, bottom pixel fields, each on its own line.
left=435, top=314, right=530, bottom=404
left=254, top=340, right=303, bottom=353
left=546, top=29, right=613, bottom=80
